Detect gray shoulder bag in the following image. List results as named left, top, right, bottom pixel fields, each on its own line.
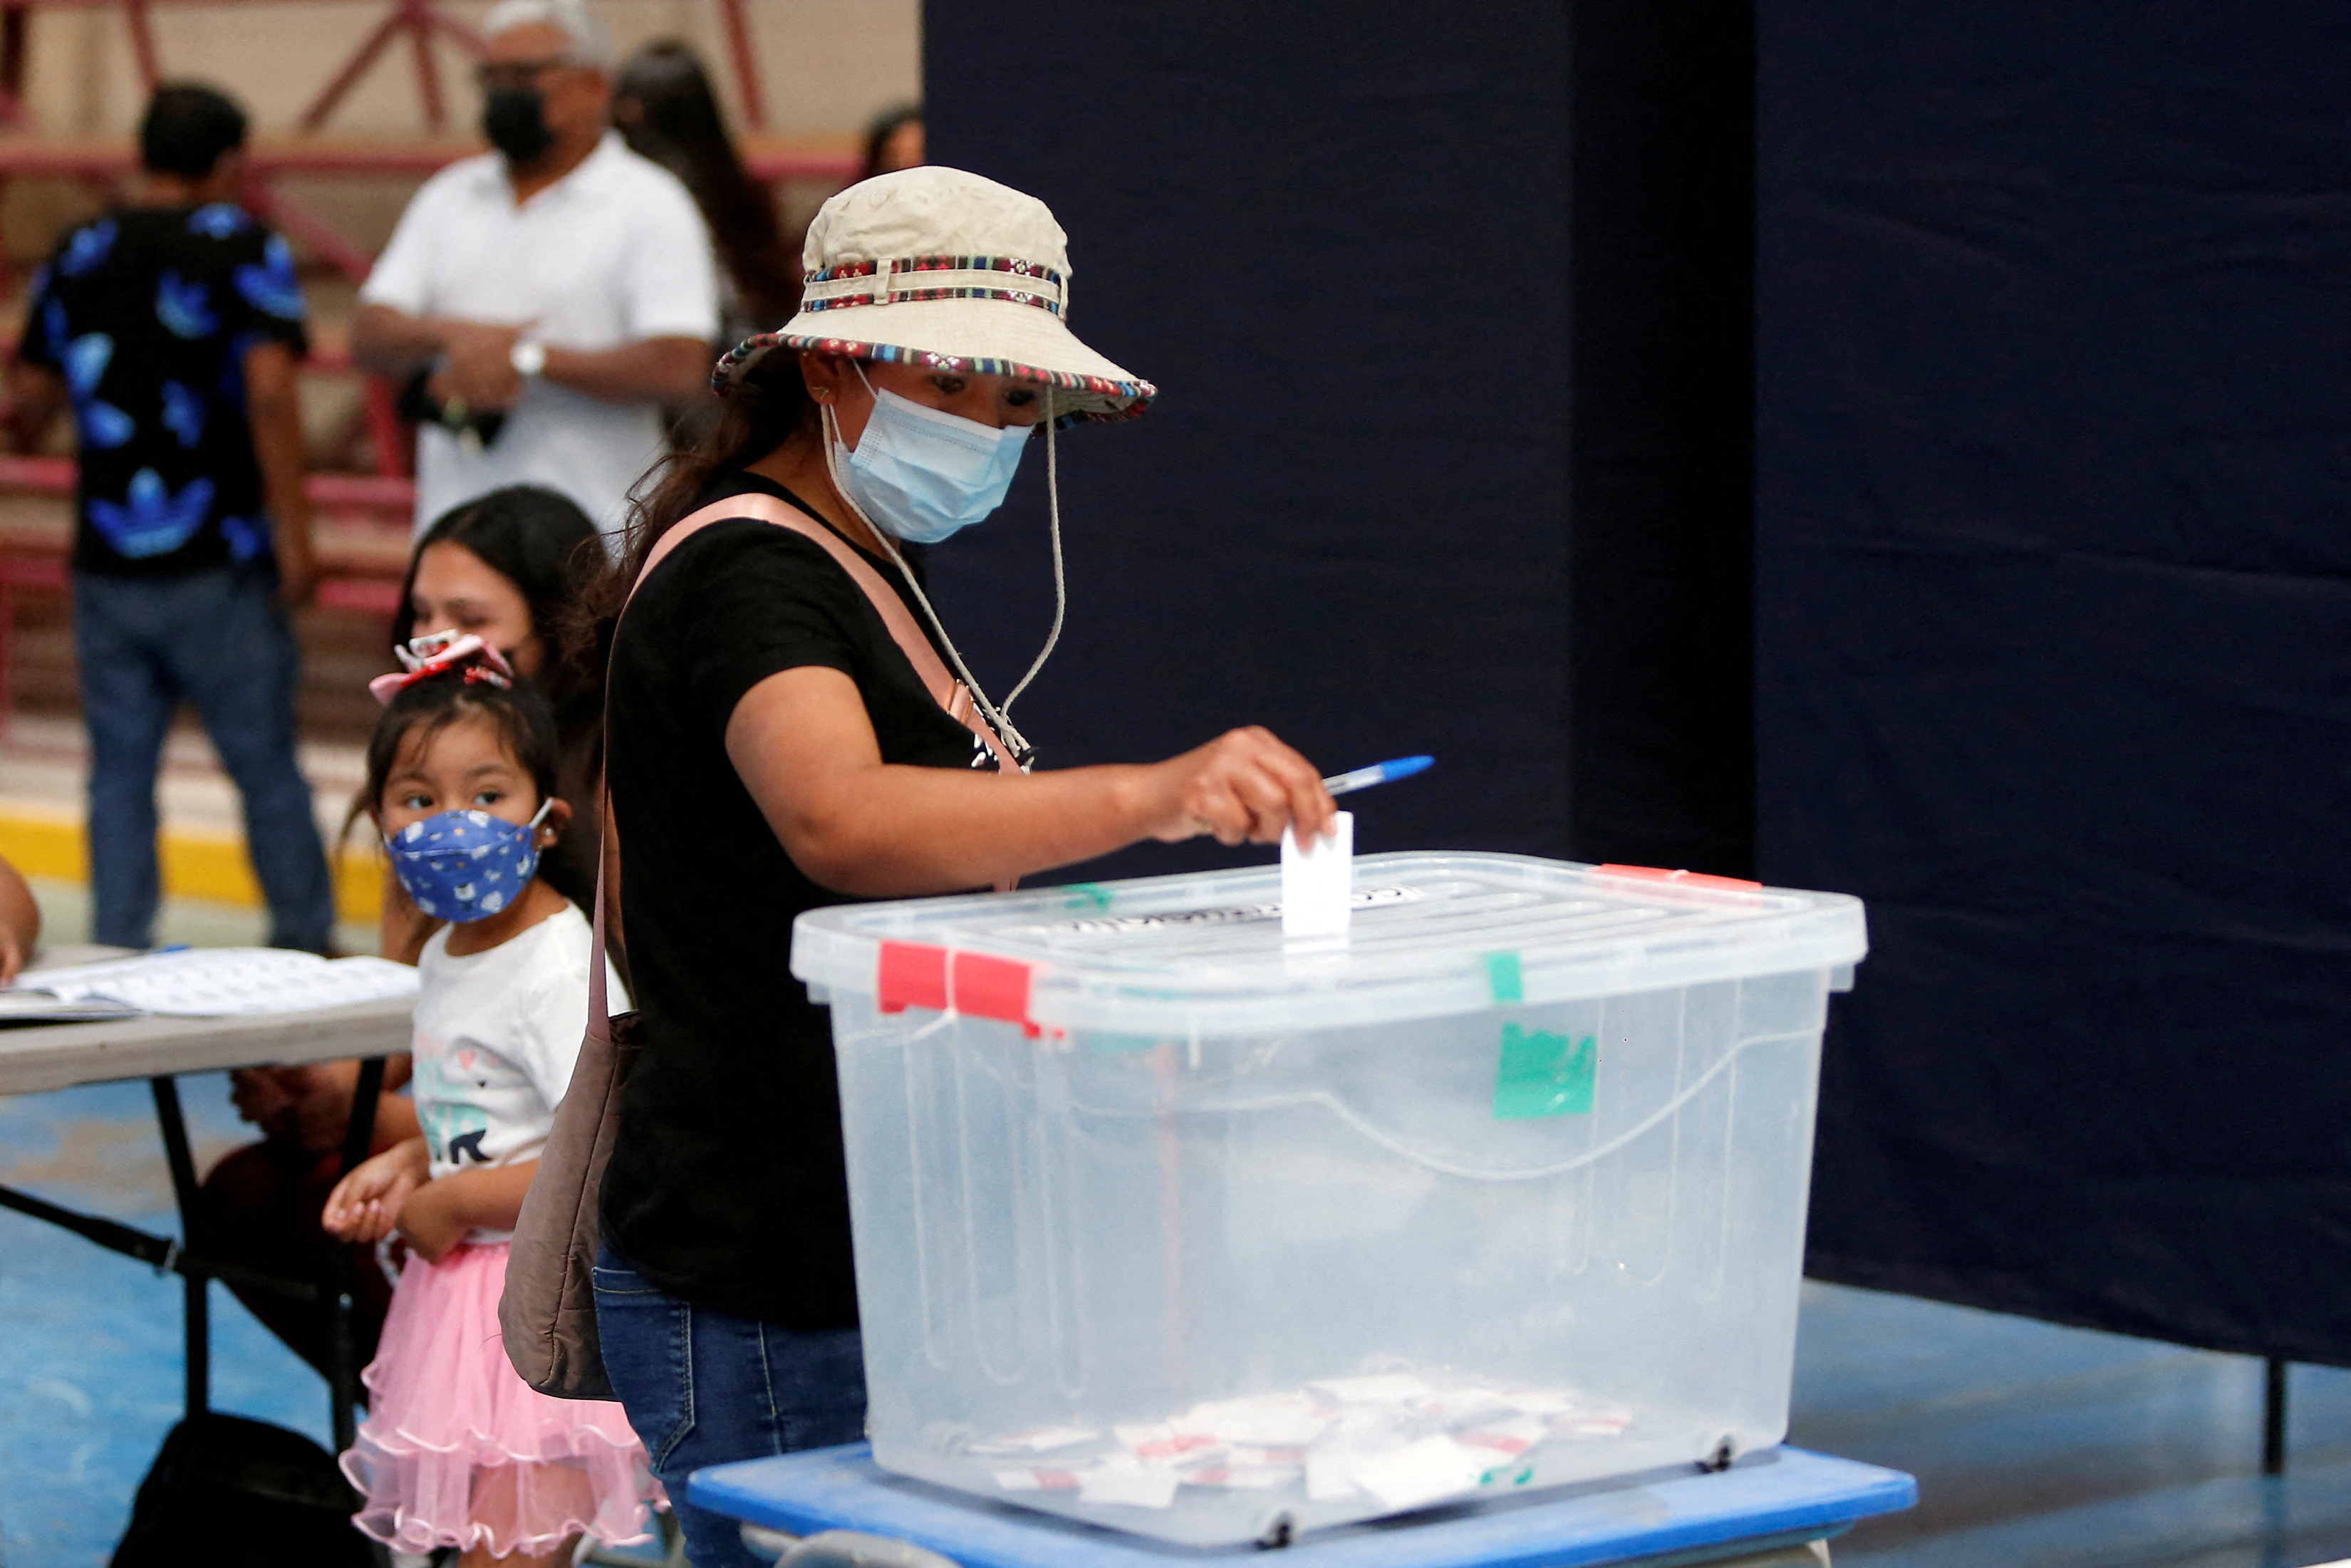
left=500, top=494, right=1017, bottom=1398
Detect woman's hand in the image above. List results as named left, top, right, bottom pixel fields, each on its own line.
left=394, top=1178, right=473, bottom=1265
left=1140, top=727, right=1337, bottom=847
left=729, top=668, right=1337, bottom=895
left=322, top=1137, right=429, bottom=1244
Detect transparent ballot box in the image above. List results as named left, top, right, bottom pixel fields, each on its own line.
left=791, top=853, right=1867, bottom=1546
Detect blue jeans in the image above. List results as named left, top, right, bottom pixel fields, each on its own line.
left=593, top=1243, right=868, bottom=1568
left=73, top=566, right=333, bottom=952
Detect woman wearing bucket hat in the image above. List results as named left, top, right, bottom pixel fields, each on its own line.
left=580, top=166, right=1335, bottom=1565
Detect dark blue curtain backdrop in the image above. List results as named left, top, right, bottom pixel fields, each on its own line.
left=920, top=5, right=1572, bottom=880
left=920, top=4, right=1753, bottom=883
left=1758, top=6, right=2351, bottom=1363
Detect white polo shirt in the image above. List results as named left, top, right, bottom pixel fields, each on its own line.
left=362, top=133, right=720, bottom=540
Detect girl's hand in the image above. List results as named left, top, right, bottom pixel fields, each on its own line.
left=393, top=1159, right=539, bottom=1265
left=395, top=1179, right=472, bottom=1265
left=322, top=1138, right=429, bottom=1243
left=1141, top=727, right=1336, bottom=848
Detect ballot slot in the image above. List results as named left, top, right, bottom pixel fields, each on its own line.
left=800, top=853, right=1866, bottom=1547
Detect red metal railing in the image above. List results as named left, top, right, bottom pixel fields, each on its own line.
left=0, top=0, right=864, bottom=727
left=0, top=0, right=779, bottom=135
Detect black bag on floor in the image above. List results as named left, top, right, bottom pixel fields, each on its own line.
left=110, top=1411, right=375, bottom=1567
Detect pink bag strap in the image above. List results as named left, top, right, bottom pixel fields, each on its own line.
left=633, top=495, right=1022, bottom=773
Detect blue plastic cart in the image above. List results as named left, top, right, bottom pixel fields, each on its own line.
left=690, top=1442, right=1916, bottom=1568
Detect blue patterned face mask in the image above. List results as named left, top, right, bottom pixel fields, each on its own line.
left=826, top=366, right=1030, bottom=544
left=384, top=800, right=551, bottom=923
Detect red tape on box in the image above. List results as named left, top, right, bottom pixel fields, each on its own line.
left=877, top=940, right=948, bottom=1013
left=1595, top=863, right=1763, bottom=892
left=953, top=952, right=1040, bottom=1038
left=876, top=941, right=1041, bottom=1037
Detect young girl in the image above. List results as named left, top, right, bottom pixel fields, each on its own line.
left=324, top=633, right=660, bottom=1565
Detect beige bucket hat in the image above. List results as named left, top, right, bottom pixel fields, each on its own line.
left=712, top=166, right=1156, bottom=421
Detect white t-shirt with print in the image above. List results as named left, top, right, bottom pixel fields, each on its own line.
left=410, top=901, right=626, bottom=1242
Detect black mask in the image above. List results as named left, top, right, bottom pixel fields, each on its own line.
left=483, top=86, right=554, bottom=165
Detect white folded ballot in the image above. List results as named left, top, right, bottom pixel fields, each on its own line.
left=13, top=947, right=419, bottom=1019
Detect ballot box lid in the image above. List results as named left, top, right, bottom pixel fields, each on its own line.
left=790, top=852, right=1867, bottom=1037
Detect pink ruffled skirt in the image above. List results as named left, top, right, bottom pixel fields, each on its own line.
left=340, top=1240, right=665, bottom=1557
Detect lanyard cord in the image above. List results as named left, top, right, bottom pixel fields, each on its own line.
left=820, top=400, right=1064, bottom=768
left=1000, top=408, right=1064, bottom=715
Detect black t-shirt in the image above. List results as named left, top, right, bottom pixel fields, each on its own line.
left=600, top=471, right=997, bottom=1325
left=19, top=204, right=309, bottom=576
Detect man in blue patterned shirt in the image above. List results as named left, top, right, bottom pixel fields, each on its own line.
left=6, top=82, right=333, bottom=952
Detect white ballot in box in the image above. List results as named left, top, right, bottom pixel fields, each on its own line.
left=791, top=853, right=1867, bottom=1546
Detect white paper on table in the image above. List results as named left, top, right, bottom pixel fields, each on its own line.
left=1347, top=1435, right=1488, bottom=1511
left=1183, top=1463, right=1299, bottom=1491
left=1183, top=1393, right=1329, bottom=1447
left=1074, top=1455, right=1181, bottom=1509
left=0, top=987, right=142, bottom=1023
left=1417, top=1387, right=1518, bottom=1425
left=32, top=949, right=419, bottom=1017
left=1280, top=810, right=1353, bottom=938
left=1308, top=1371, right=1433, bottom=1405
left=1457, top=1413, right=1548, bottom=1456
left=1304, top=1446, right=1359, bottom=1502
left=1123, top=1431, right=1219, bottom=1462
left=969, top=1424, right=1098, bottom=1455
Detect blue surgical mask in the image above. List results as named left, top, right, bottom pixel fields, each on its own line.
left=384, top=801, right=552, bottom=923
left=829, top=374, right=1029, bottom=544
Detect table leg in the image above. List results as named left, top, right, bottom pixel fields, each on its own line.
left=327, top=1056, right=388, bottom=1455
left=150, top=1076, right=207, bottom=1418
left=2263, top=1356, right=2288, bottom=1476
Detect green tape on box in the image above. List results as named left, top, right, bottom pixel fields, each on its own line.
left=1494, top=1024, right=1596, bottom=1118
left=1483, top=950, right=1524, bottom=1004
left=1068, top=883, right=1114, bottom=910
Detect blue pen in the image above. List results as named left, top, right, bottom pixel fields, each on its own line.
left=1322, top=755, right=1434, bottom=796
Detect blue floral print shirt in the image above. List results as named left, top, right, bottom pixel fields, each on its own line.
left=19, top=204, right=308, bottom=575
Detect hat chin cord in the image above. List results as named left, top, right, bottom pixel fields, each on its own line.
left=819, top=400, right=1064, bottom=770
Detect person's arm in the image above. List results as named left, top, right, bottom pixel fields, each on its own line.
left=3, top=361, right=66, bottom=455
left=355, top=305, right=705, bottom=413
left=242, top=339, right=316, bottom=608
left=540, top=336, right=710, bottom=405
left=0, top=851, right=41, bottom=982
left=350, top=302, right=514, bottom=385
left=229, top=1056, right=421, bottom=1150
left=724, top=667, right=1337, bottom=900
left=394, top=1158, right=539, bottom=1264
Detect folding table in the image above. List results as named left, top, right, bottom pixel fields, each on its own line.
left=0, top=947, right=414, bottom=1453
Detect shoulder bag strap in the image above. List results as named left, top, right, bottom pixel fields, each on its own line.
left=655, top=494, right=1023, bottom=773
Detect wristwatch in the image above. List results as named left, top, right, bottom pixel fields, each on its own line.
left=509, top=338, right=547, bottom=379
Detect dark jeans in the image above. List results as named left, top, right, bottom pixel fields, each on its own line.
left=73, top=565, right=333, bottom=952
left=593, top=1243, right=868, bottom=1568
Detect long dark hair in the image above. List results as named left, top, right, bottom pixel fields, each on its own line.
left=613, top=41, right=799, bottom=327
left=861, top=102, right=921, bottom=180
left=569, top=354, right=818, bottom=673
left=398, top=484, right=602, bottom=706
left=399, top=486, right=608, bottom=908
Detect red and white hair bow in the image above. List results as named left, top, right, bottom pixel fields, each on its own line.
left=368, top=630, right=517, bottom=707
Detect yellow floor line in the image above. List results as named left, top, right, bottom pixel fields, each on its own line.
left=0, top=804, right=384, bottom=924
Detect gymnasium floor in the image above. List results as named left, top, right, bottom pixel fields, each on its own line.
left=1, top=895, right=2347, bottom=1565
